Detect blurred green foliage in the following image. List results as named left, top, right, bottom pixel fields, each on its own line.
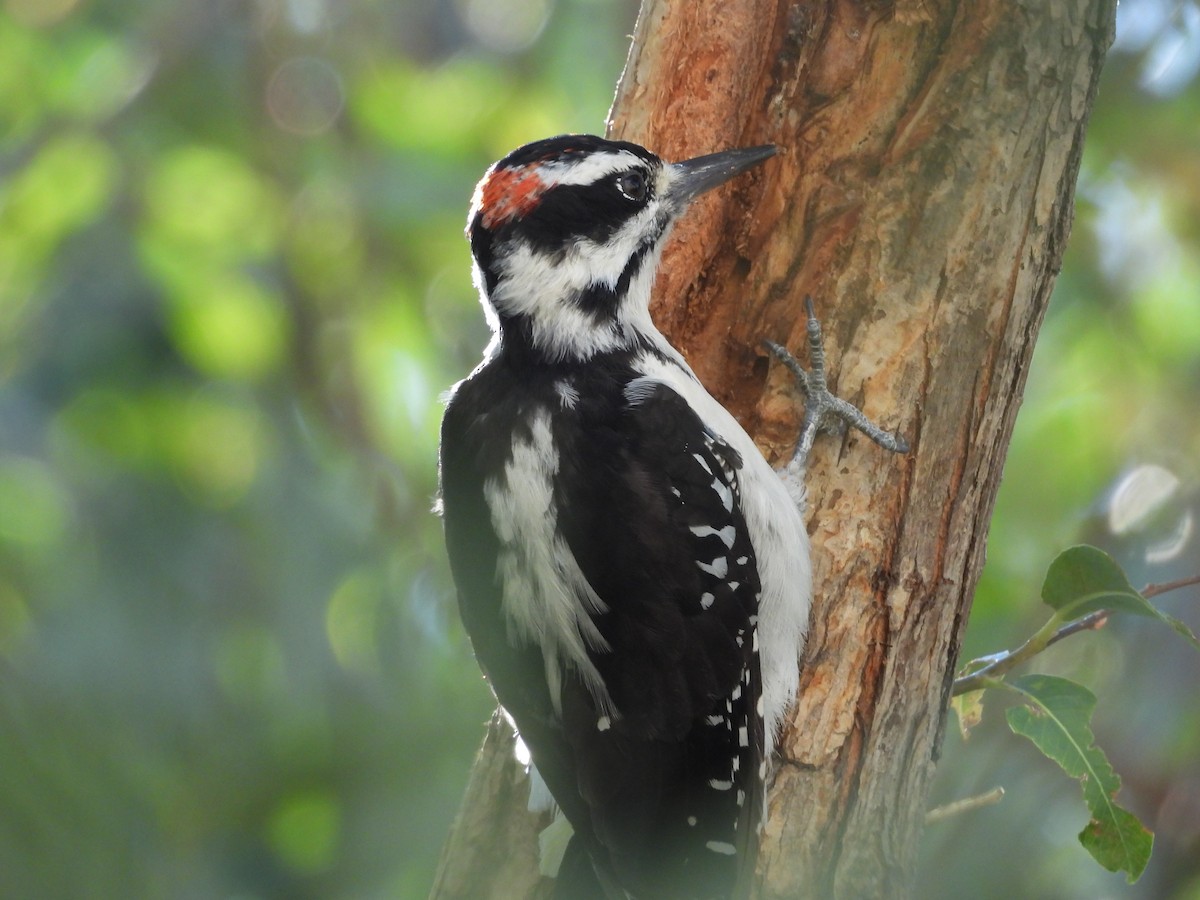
left=0, top=0, right=1195, bottom=898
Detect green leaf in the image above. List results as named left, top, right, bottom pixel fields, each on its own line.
left=1080, top=806, right=1156, bottom=880
left=1004, top=674, right=1152, bottom=882
left=3, top=132, right=116, bottom=244
left=1041, top=545, right=1200, bottom=650
left=1041, top=545, right=1146, bottom=617
left=1158, top=609, right=1200, bottom=651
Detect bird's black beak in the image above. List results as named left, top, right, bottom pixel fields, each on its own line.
left=665, top=144, right=776, bottom=207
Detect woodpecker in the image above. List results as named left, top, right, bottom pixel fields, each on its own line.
left=439, top=135, right=905, bottom=899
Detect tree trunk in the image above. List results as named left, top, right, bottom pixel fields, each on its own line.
left=430, top=1, right=1117, bottom=897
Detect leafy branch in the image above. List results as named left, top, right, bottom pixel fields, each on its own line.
left=945, top=545, right=1200, bottom=883
left=953, top=552, right=1200, bottom=697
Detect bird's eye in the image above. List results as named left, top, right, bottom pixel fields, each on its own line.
left=615, top=171, right=648, bottom=202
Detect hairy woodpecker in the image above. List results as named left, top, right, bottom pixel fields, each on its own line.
left=439, top=135, right=905, bottom=899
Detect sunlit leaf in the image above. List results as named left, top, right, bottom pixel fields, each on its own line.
left=38, top=28, right=152, bottom=122
left=267, top=789, right=341, bottom=875
left=53, top=388, right=153, bottom=469
left=143, top=145, right=282, bottom=259
left=286, top=178, right=365, bottom=297
left=1133, top=255, right=1200, bottom=364
left=160, top=391, right=266, bottom=507
left=3, top=132, right=117, bottom=243
left=326, top=570, right=382, bottom=673
left=349, top=58, right=508, bottom=154
left=165, top=274, right=291, bottom=382
left=1005, top=674, right=1152, bottom=881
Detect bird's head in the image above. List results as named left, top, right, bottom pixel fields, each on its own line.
left=466, top=134, right=775, bottom=362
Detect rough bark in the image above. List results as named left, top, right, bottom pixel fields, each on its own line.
left=429, top=712, right=547, bottom=900
left=430, top=1, right=1117, bottom=897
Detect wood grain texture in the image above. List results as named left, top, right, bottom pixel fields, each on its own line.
left=431, top=1, right=1117, bottom=897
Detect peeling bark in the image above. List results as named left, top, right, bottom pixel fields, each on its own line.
left=430, top=1, right=1117, bottom=897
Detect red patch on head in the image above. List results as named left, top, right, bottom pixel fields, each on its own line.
left=478, top=166, right=549, bottom=229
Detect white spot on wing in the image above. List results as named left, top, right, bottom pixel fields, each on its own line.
left=697, top=556, right=728, bottom=578
left=711, top=478, right=734, bottom=512
left=706, top=841, right=737, bottom=856
left=700, top=592, right=715, bottom=610
left=597, top=716, right=611, bottom=732
left=689, top=524, right=736, bottom=548
left=708, top=778, right=733, bottom=791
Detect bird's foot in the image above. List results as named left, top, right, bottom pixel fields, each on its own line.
left=764, top=297, right=909, bottom=468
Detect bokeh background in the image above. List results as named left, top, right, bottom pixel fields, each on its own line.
left=0, top=0, right=1196, bottom=897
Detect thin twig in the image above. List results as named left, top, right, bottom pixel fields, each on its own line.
left=951, top=572, right=1199, bottom=697
left=952, top=618, right=1075, bottom=697
left=1144, top=573, right=1200, bottom=599
left=1044, top=610, right=1109, bottom=650
left=925, top=787, right=1005, bottom=824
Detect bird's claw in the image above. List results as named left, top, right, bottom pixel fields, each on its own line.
left=764, top=297, right=909, bottom=467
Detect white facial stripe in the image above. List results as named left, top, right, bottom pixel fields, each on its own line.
left=537, top=150, right=648, bottom=187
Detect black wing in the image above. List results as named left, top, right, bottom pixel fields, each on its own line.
left=440, top=370, right=764, bottom=899
left=554, top=378, right=764, bottom=898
